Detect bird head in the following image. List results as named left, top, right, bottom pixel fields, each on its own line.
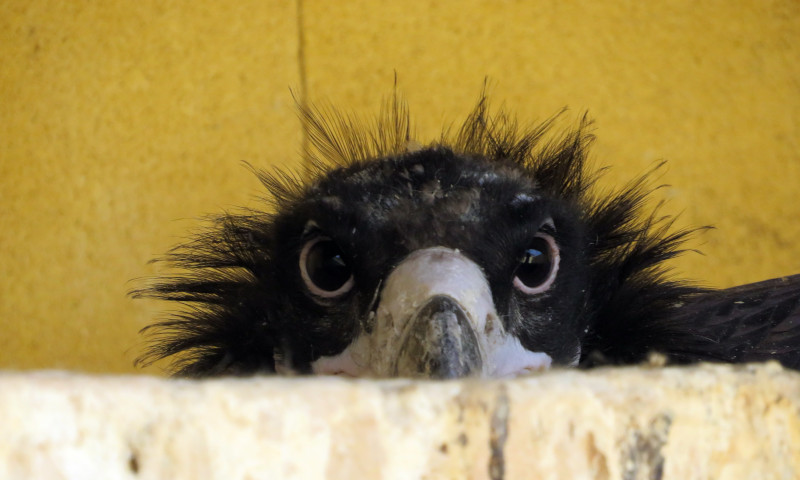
left=269, top=146, right=592, bottom=378
left=134, top=95, right=699, bottom=378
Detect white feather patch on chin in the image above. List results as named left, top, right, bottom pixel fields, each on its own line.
left=488, top=335, right=553, bottom=378
left=309, top=335, right=371, bottom=377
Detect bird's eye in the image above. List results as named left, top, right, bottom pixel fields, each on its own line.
left=513, top=233, right=559, bottom=294
left=299, top=237, right=354, bottom=298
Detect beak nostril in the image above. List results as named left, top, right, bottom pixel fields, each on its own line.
left=484, top=313, right=497, bottom=336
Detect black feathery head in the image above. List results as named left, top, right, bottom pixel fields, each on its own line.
left=132, top=93, right=709, bottom=377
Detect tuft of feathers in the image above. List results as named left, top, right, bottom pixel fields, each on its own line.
left=132, top=92, right=800, bottom=376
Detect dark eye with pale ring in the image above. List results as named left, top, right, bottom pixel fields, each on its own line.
left=513, top=233, right=559, bottom=294
left=299, top=237, right=354, bottom=298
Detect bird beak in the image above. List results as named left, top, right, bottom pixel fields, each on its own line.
left=393, top=294, right=483, bottom=378
left=311, top=247, right=553, bottom=378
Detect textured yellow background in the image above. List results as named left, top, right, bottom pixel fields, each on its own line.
left=1, top=1, right=798, bottom=374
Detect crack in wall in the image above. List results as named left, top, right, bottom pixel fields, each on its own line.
left=489, top=385, right=510, bottom=480
left=295, top=0, right=309, bottom=169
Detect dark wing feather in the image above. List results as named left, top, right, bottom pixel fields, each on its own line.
left=661, top=274, right=800, bottom=368
left=587, top=274, right=800, bottom=369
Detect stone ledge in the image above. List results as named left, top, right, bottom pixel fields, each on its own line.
left=1, top=364, right=798, bottom=479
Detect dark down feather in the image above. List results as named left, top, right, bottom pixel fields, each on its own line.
left=132, top=94, right=800, bottom=377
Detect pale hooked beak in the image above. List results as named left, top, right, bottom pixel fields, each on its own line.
left=311, top=247, right=553, bottom=378
left=394, top=294, right=483, bottom=378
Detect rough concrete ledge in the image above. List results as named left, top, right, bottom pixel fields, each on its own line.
left=1, top=364, right=798, bottom=480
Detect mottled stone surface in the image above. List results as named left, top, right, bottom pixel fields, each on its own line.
left=1, top=364, right=798, bottom=479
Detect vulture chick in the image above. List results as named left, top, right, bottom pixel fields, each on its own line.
left=134, top=96, right=800, bottom=378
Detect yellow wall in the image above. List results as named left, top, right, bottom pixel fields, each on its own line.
left=2, top=1, right=798, bottom=374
